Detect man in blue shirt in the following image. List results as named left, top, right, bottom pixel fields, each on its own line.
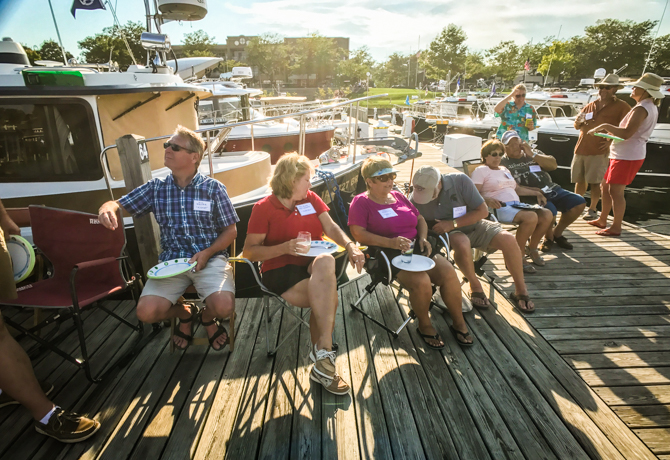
left=98, top=126, right=239, bottom=351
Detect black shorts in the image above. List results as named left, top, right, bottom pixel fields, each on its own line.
left=372, top=237, right=441, bottom=278
left=262, top=264, right=311, bottom=295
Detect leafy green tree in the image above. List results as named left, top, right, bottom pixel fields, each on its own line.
left=464, top=51, right=486, bottom=81
left=38, top=40, right=73, bottom=63
left=485, top=40, right=522, bottom=82
left=290, top=33, right=344, bottom=86
left=537, top=40, right=575, bottom=82
left=421, top=24, right=467, bottom=80
left=21, top=44, right=41, bottom=65
left=374, top=53, right=409, bottom=87
left=181, top=29, right=216, bottom=57
left=246, top=33, right=290, bottom=85
left=336, top=46, right=375, bottom=85
left=78, top=21, right=144, bottom=68
left=648, top=33, right=670, bottom=74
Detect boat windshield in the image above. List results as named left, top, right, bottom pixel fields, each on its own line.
left=199, top=97, right=243, bottom=124
left=0, top=100, right=101, bottom=182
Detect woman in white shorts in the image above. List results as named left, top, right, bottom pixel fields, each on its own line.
left=471, top=140, right=554, bottom=273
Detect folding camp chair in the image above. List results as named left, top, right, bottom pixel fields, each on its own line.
left=230, top=247, right=350, bottom=356
left=0, top=205, right=145, bottom=383
left=350, top=232, right=450, bottom=338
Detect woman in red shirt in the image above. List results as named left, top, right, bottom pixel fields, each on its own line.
left=243, top=153, right=364, bottom=396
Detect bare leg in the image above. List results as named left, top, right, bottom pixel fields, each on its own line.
left=449, top=232, right=485, bottom=294
left=397, top=270, right=446, bottom=347
left=530, top=209, right=553, bottom=250
left=0, top=316, right=54, bottom=420
left=588, top=183, right=602, bottom=212
left=281, top=254, right=337, bottom=350
left=553, top=201, right=586, bottom=238
left=427, top=257, right=471, bottom=342
left=201, top=291, right=235, bottom=349
left=607, top=183, right=627, bottom=233
left=574, top=181, right=587, bottom=197
left=594, top=181, right=612, bottom=226
left=512, top=210, right=537, bottom=254
left=136, top=296, right=192, bottom=349
left=488, top=232, right=534, bottom=311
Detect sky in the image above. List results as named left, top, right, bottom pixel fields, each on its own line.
left=1, top=0, right=669, bottom=63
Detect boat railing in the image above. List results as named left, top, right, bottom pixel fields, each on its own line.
left=99, top=94, right=388, bottom=200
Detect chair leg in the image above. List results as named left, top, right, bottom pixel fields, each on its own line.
left=71, top=305, right=97, bottom=383
left=394, top=309, right=416, bottom=338
left=228, top=310, right=235, bottom=352
left=170, top=317, right=176, bottom=353
left=264, top=296, right=275, bottom=357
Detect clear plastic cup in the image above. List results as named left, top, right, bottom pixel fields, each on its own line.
left=401, top=239, right=415, bottom=263
left=296, top=231, right=311, bottom=254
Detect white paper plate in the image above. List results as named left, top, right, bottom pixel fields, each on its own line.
left=297, top=240, right=339, bottom=257
left=391, top=254, right=436, bottom=272
left=147, top=258, right=197, bottom=279
left=7, top=235, right=36, bottom=283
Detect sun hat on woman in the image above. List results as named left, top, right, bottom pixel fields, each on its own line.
left=631, top=73, right=664, bottom=99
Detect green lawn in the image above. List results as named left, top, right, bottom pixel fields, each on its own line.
left=349, top=88, right=436, bottom=109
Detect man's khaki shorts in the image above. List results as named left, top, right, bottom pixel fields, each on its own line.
left=453, top=220, right=503, bottom=252
left=141, top=256, right=234, bottom=304
left=571, top=154, right=609, bottom=184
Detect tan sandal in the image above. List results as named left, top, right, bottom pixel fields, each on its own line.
left=528, top=248, right=545, bottom=266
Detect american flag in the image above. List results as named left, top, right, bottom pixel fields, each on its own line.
left=524, top=59, right=530, bottom=71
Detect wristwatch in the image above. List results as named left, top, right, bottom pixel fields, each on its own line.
left=452, top=219, right=457, bottom=229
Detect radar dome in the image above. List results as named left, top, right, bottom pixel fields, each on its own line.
left=157, top=0, right=207, bottom=21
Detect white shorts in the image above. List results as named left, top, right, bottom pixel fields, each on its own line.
left=140, top=256, right=235, bottom=304
left=493, top=201, right=523, bottom=223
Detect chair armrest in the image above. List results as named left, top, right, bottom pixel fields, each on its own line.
left=228, top=257, right=273, bottom=295
left=74, top=257, right=120, bottom=272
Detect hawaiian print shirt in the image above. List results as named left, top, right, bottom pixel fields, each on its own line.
left=119, top=173, right=239, bottom=261
left=495, top=101, right=538, bottom=141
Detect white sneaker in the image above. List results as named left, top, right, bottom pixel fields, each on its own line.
left=583, top=209, right=598, bottom=221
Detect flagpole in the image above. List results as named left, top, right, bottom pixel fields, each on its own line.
left=47, top=0, right=68, bottom=65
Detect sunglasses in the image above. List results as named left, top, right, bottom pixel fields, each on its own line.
left=487, top=151, right=504, bottom=157
left=515, top=94, right=526, bottom=98
left=163, top=141, right=194, bottom=153
left=373, top=173, right=397, bottom=182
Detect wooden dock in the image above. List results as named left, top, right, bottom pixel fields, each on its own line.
left=1, top=141, right=669, bottom=459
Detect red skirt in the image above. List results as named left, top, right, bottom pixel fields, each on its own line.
left=604, top=159, right=645, bottom=185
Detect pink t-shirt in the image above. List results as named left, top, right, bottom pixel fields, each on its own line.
left=348, top=190, right=418, bottom=240
left=610, top=98, right=658, bottom=161
left=470, top=165, right=520, bottom=203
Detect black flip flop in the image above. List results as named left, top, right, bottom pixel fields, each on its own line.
left=173, top=304, right=200, bottom=350
left=416, top=328, right=445, bottom=350
left=449, top=325, right=474, bottom=347
left=510, top=293, right=535, bottom=313
left=469, top=291, right=491, bottom=309
left=201, top=317, right=229, bottom=351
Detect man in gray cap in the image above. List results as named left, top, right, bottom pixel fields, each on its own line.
left=410, top=166, right=535, bottom=313
left=500, top=130, right=586, bottom=251
left=572, top=74, right=630, bottom=220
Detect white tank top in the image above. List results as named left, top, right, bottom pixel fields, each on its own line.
left=610, top=98, right=658, bottom=161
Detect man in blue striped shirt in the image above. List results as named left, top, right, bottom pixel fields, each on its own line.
left=98, top=126, right=239, bottom=351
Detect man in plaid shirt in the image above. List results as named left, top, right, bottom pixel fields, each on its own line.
left=98, top=126, right=239, bottom=351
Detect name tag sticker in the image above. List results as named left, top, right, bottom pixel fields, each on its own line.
left=296, top=203, right=316, bottom=216
left=541, top=186, right=553, bottom=193
left=504, top=171, right=513, bottom=179
left=193, top=200, right=212, bottom=212
left=585, top=112, right=594, bottom=120
left=378, top=208, right=398, bottom=219
left=529, top=165, right=542, bottom=173
left=453, top=206, right=467, bottom=218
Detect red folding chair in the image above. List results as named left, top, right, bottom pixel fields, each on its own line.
left=0, top=205, right=145, bottom=383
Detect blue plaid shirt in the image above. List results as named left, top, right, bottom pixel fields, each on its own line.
left=119, top=173, right=239, bottom=261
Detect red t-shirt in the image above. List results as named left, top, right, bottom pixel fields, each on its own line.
left=247, top=190, right=329, bottom=272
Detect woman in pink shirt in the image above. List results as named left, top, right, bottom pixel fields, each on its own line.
left=471, top=140, right=553, bottom=272
left=349, top=156, right=472, bottom=348
left=587, top=73, right=663, bottom=236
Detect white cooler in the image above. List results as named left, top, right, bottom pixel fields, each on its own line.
left=442, top=134, right=483, bottom=168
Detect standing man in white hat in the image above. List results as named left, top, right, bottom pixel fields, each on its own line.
left=572, top=74, right=631, bottom=221
left=587, top=73, right=664, bottom=236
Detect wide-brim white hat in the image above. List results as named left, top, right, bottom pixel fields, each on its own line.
left=631, top=73, right=664, bottom=99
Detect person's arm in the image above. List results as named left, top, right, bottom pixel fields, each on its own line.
left=587, top=106, right=649, bottom=140
left=349, top=225, right=410, bottom=251
left=190, top=223, right=237, bottom=271
left=243, top=232, right=303, bottom=262
left=574, top=106, right=590, bottom=130
left=319, top=212, right=365, bottom=273
left=98, top=200, right=128, bottom=230
left=494, top=89, right=517, bottom=114
left=0, top=199, right=20, bottom=235
left=521, top=142, right=557, bottom=171
left=515, top=184, right=547, bottom=205
left=474, top=183, right=502, bottom=209
left=416, top=215, right=432, bottom=256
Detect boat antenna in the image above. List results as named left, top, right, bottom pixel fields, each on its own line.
left=103, top=0, right=138, bottom=65
left=46, top=0, right=69, bottom=65
left=643, top=0, right=669, bottom=74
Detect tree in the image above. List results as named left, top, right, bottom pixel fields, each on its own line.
left=464, top=51, right=486, bottom=82
left=537, top=40, right=575, bottom=82
left=485, top=40, right=522, bottom=83
left=38, top=40, right=73, bottom=63
left=181, top=29, right=216, bottom=57
left=78, top=21, right=144, bottom=68
left=336, top=47, right=375, bottom=85
left=21, top=44, right=41, bottom=65
left=290, top=33, right=344, bottom=86
left=648, top=33, right=670, bottom=74
left=421, top=24, right=467, bottom=81
left=375, top=53, right=409, bottom=87
left=246, top=33, right=290, bottom=85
